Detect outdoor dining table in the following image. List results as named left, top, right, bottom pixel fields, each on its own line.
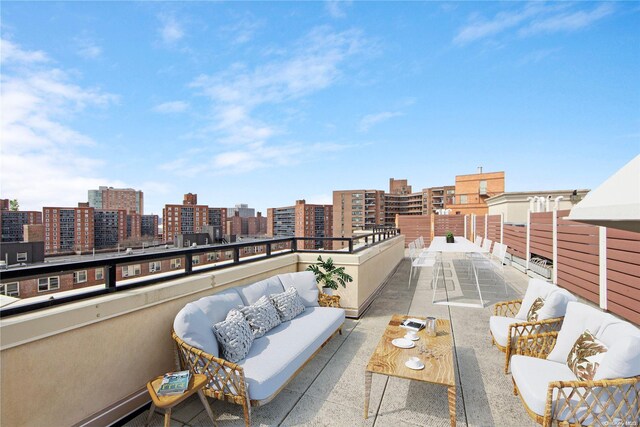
left=425, top=236, right=488, bottom=308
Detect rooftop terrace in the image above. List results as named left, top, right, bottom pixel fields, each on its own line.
left=124, top=251, right=538, bottom=426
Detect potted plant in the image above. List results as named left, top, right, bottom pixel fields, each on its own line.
left=306, top=255, right=353, bottom=295
left=446, top=231, right=455, bottom=243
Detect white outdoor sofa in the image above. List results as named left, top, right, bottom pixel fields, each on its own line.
left=511, top=301, right=640, bottom=426
left=490, top=278, right=577, bottom=373
left=172, top=271, right=344, bottom=426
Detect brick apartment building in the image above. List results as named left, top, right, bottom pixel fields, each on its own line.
left=88, top=186, right=144, bottom=214
left=332, top=190, right=385, bottom=249
left=43, top=206, right=95, bottom=254
left=1, top=210, right=43, bottom=242
left=447, top=169, right=505, bottom=216
left=268, top=200, right=333, bottom=249
left=141, top=215, right=159, bottom=238
left=247, top=212, right=267, bottom=236
left=163, top=203, right=209, bottom=243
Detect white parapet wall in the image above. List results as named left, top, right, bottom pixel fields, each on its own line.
left=0, top=235, right=404, bottom=427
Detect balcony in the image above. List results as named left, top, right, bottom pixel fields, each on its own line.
left=0, top=231, right=636, bottom=426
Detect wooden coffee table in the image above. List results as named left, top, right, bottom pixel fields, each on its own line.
left=364, top=315, right=456, bottom=426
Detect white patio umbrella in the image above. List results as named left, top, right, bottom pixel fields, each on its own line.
left=566, top=154, right=640, bottom=233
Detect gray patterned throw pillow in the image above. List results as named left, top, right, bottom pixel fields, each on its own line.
left=212, top=309, right=254, bottom=363
left=270, top=287, right=305, bottom=322
left=239, top=295, right=282, bottom=338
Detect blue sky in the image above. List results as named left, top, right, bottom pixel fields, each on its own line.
left=1, top=1, right=638, bottom=216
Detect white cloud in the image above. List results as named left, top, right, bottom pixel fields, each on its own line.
left=326, top=0, right=352, bottom=19
left=454, top=3, right=613, bottom=45
left=153, top=100, right=189, bottom=113
left=359, top=111, right=402, bottom=132
left=75, top=38, right=103, bottom=59
left=159, top=15, right=184, bottom=44
left=223, top=17, right=263, bottom=45
left=190, top=26, right=365, bottom=151
left=0, top=38, right=48, bottom=63
left=520, top=3, right=614, bottom=36
left=0, top=39, right=119, bottom=211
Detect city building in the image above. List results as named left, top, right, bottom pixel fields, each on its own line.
left=163, top=194, right=209, bottom=243
left=43, top=206, right=95, bottom=255
left=183, top=193, right=198, bottom=205
left=0, top=210, right=42, bottom=242
left=141, top=215, right=159, bottom=238
left=384, top=178, right=423, bottom=225
left=94, top=209, right=126, bottom=249
left=126, top=213, right=142, bottom=241
left=88, top=186, right=144, bottom=214
left=227, top=203, right=255, bottom=218
left=332, top=190, right=385, bottom=248
left=486, top=189, right=590, bottom=223
left=247, top=212, right=267, bottom=236
left=422, top=185, right=456, bottom=213
left=0, top=241, right=45, bottom=267
left=207, top=208, right=227, bottom=242
left=446, top=169, right=505, bottom=216
left=268, top=200, right=333, bottom=249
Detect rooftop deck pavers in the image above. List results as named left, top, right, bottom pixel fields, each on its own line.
left=126, top=253, right=538, bottom=426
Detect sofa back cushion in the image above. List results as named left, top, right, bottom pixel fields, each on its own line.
left=174, top=303, right=219, bottom=357
left=193, top=288, right=244, bottom=325
left=547, top=302, right=640, bottom=380
left=515, top=278, right=558, bottom=320
left=536, top=288, right=577, bottom=320
left=277, top=271, right=319, bottom=307
left=237, top=276, right=284, bottom=306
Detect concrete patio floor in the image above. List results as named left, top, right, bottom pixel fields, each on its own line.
left=126, top=253, right=538, bottom=426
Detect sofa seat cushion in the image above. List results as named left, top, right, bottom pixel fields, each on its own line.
left=237, top=276, right=285, bottom=306
left=277, top=271, right=319, bottom=307
left=511, top=355, right=579, bottom=419
left=239, top=306, right=345, bottom=401
left=489, top=315, right=517, bottom=348
left=537, top=288, right=576, bottom=320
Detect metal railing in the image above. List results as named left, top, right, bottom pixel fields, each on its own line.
left=0, top=229, right=399, bottom=317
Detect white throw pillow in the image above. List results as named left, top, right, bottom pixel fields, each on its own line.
left=212, top=309, right=254, bottom=363
left=270, top=287, right=305, bottom=322
left=515, top=279, right=555, bottom=320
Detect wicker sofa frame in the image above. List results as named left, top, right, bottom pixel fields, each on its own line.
left=491, top=299, right=564, bottom=373
left=172, top=293, right=341, bottom=426
left=512, top=331, right=640, bottom=427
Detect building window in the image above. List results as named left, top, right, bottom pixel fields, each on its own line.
left=122, top=264, right=141, bottom=278
left=95, top=268, right=104, bottom=280
left=479, top=180, right=487, bottom=195
left=192, top=257, right=200, bottom=265
left=16, top=252, right=27, bottom=262
left=460, top=195, right=468, bottom=204
left=170, top=258, right=182, bottom=269
left=73, top=270, right=87, bottom=284
left=149, top=261, right=161, bottom=273
left=0, top=282, right=19, bottom=297
left=38, top=276, right=60, bottom=292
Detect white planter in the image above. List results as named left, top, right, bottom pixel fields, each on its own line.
left=322, top=287, right=333, bottom=296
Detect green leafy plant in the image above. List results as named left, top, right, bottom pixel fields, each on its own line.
left=306, top=255, right=353, bottom=290
left=446, top=231, right=454, bottom=239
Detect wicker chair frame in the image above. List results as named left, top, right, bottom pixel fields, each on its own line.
left=512, top=331, right=640, bottom=427
left=491, top=299, right=564, bottom=373
left=172, top=293, right=342, bottom=426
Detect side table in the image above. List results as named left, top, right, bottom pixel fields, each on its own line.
left=145, top=373, right=216, bottom=427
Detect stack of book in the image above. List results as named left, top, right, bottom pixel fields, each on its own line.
left=157, top=370, right=191, bottom=396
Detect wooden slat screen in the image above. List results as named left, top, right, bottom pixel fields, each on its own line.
left=476, top=216, right=486, bottom=238
left=530, top=212, right=553, bottom=259
left=434, top=215, right=465, bottom=237
left=487, top=215, right=502, bottom=243
left=556, top=209, right=599, bottom=304
left=397, top=215, right=431, bottom=248
left=606, top=228, right=640, bottom=325
left=504, top=224, right=526, bottom=259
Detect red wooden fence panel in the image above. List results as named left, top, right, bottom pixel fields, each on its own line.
left=556, top=209, right=599, bottom=304
left=530, top=212, right=553, bottom=260
left=487, top=215, right=502, bottom=243
left=434, top=215, right=465, bottom=237
left=504, top=224, right=526, bottom=259
left=607, top=228, right=640, bottom=325
left=397, top=215, right=431, bottom=248
left=476, top=216, right=486, bottom=238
